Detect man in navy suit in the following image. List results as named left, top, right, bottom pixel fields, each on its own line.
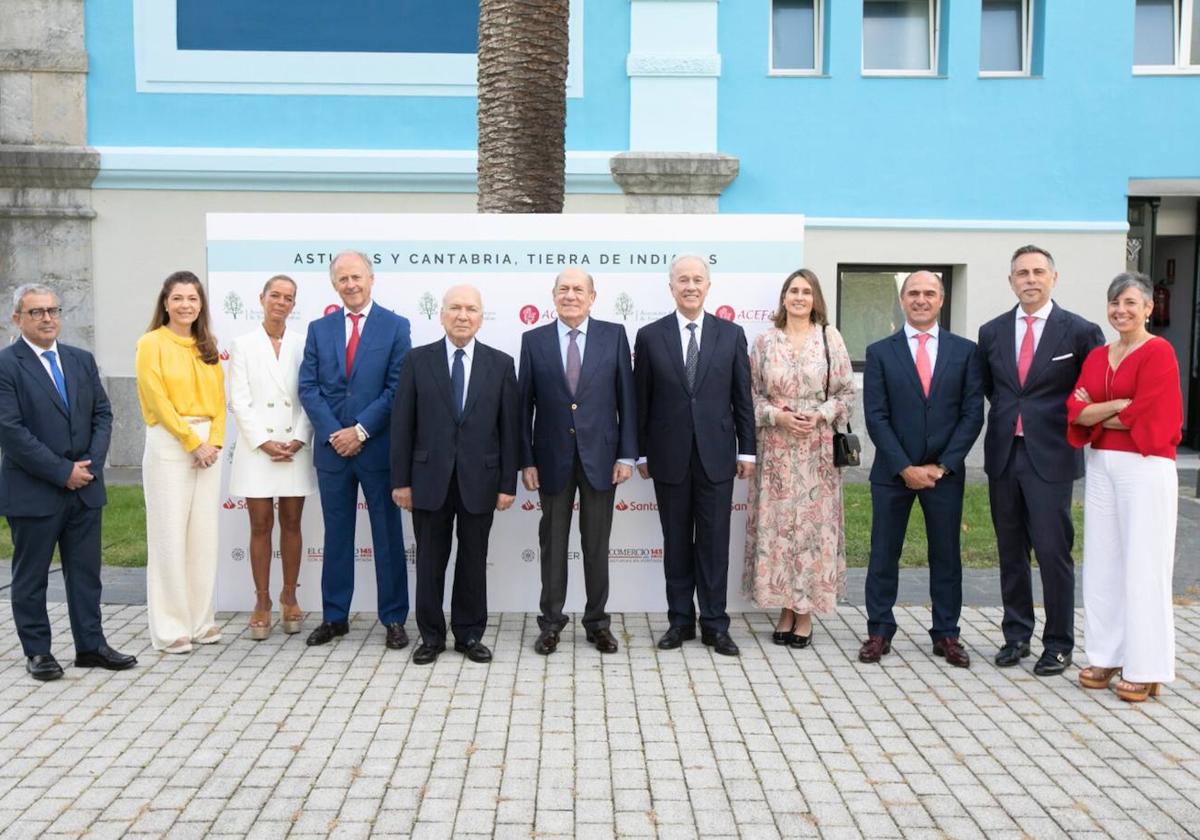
left=0, top=284, right=135, bottom=681
left=299, top=250, right=411, bottom=650
left=860, top=271, right=984, bottom=668
left=634, top=256, right=756, bottom=657
left=518, top=268, right=637, bottom=656
left=978, top=245, right=1104, bottom=675
left=391, top=285, right=519, bottom=665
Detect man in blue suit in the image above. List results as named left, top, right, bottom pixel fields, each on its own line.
left=299, top=250, right=411, bottom=649
left=518, top=268, right=637, bottom=656
left=860, top=271, right=984, bottom=669
left=634, top=256, right=756, bottom=657
left=978, top=245, right=1104, bottom=675
left=0, top=284, right=135, bottom=681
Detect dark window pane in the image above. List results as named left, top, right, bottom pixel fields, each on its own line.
left=838, top=267, right=949, bottom=363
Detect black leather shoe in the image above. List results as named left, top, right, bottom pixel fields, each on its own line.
left=1033, top=650, right=1072, bottom=676
left=385, top=624, right=409, bottom=650
left=994, top=641, right=1030, bottom=667
left=305, top=621, right=349, bottom=646
left=412, top=641, right=445, bottom=665
left=701, top=631, right=740, bottom=657
left=534, top=629, right=559, bottom=655
left=788, top=632, right=812, bottom=649
left=454, top=638, right=493, bottom=663
left=27, top=654, right=63, bottom=681
left=656, top=626, right=696, bottom=650
left=586, top=627, right=619, bottom=654
left=75, top=645, right=137, bottom=670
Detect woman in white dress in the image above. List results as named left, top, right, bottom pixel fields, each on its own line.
left=228, top=275, right=316, bottom=640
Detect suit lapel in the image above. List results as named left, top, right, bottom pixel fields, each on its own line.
left=1021, top=305, right=1066, bottom=390
left=890, top=331, right=927, bottom=402
left=16, top=342, right=68, bottom=417
left=258, top=328, right=289, bottom=394
left=999, top=307, right=1020, bottom=390
left=431, top=342, right=458, bottom=420
left=692, top=314, right=718, bottom=393
left=348, top=308, right=384, bottom=383
left=927, top=332, right=952, bottom=398
left=575, top=321, right=602, bottom=396
left=659, top=316, right=691, bottom=393
left=540, top=325, right=572, bottom=397
left=461, top=343, right=488, bottom=421
left=330, top=313, right=349, bottom=382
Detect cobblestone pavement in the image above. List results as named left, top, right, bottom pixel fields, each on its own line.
left=2, top=603, right=1200, bottom=839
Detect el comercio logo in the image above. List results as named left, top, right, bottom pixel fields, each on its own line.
left=518, top=305, right=540, bottom=325
left=324, top=304, right=341, bottom=316
left=715, top=305, right=736, bottom=322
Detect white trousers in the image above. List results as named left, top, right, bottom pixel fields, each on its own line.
left=143, top=422, right=221, bottom=650
left=1082, top=448, right=1178, bottom=683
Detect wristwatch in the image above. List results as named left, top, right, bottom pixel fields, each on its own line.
left=937, top=463, right=951, bottom=477
left=354, top=424, right=367, bottom=443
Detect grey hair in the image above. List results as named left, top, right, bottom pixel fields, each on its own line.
left=669, top=254, right=711, bottom=280
left=554, top=267, right=595, bottom=291
left=262, top=274, right=297, bottom=296
left=1106, top=271, right=1153, bottom=303
left=11, top=283, right=57, bottom=314
left=1010, top=244, right=1055, bottom=272
left=899, top=271, right=945, bottom=295
left=329, top=250, right=375, bottom=282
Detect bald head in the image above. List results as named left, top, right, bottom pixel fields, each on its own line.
left=899, top=271, right=944, bottom=331
left=441, top=284, right=484, bottom=347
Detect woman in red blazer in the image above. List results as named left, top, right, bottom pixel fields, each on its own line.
left=1067, top=272, right=1182, bottom=702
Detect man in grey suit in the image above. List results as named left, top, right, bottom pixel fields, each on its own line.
left=518, top=268, right=637, bottom=655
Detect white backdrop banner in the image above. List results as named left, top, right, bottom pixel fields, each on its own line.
left=207, top=213, right=804, bottom=613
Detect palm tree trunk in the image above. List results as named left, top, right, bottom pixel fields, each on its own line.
left=477, top=0, right=569, bottom=213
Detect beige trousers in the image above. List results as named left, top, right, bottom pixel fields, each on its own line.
left=144, top=421, right=221, bottom=650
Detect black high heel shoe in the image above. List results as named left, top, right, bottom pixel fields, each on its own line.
left=772, top=617, right=796, bottom=645
left=789, top=617, right=813, bottom=649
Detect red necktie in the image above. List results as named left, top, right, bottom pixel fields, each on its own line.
left=915, top=332, right=932, bottom=397
left=346, top=312, right=363, bottom=374
left=1015, top=315, right=1036, bottom=435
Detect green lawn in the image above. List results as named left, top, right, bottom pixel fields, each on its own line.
left=0, top=484, right=1080, bottom=570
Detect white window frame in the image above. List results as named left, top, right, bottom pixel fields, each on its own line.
left=1134, top=0, right=1200, bottom=75
left=979, top=0, right=1033, bottom=77
left=861, top=0, right=941, bottom=77
left=769, top=0, right=824, bottom=76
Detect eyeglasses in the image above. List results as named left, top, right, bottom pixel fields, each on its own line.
left=23, top=307, right=62, bottom=320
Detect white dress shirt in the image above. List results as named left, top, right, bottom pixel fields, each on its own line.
left=1014, top=300, right=1054, bottom=361
left=445, top=336, right=477, bottom=413
left=903, top=321, right=940, bottom=373
left=22, top=335, right=62, bottom=388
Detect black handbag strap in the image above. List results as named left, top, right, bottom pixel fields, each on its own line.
left=820, top=325, right=853, bottom=434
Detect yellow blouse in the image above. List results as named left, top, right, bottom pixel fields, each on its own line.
left=135, top=326, right=227, bottom=452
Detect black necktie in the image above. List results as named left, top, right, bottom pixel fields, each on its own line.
left=452, top=348, right=465, bottom=421
left=685, top=323, right=698, bottom=391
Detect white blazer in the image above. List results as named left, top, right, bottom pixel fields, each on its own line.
left=227, top=325, right=316, bottom=498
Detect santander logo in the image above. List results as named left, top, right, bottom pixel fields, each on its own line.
left=715, top=305, right=736, bottom=322
left=222, top=498, right=237, bottom=510
left=324, top=304, right=341, bottom=316
left=518, top=304, right=540, bottom=325
left=614, top=500, right=629, bottom=511
left=219, top=349, right=230, bottom=361
left=521, top=500, right=536, bottom=511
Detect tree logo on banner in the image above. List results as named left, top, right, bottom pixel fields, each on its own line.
left=223, top=292, right=246, bottom=319
left=614, top=292, right=634, bottom=320
left=417, top=291, right=438, bottom=320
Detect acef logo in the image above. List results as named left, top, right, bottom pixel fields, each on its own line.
left=518, top=304, right=540, bottom=325
left=324, top=304, right=341, bottom=316
left=715, top=305, right=736, bottom=321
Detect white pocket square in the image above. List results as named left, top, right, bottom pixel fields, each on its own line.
left=1051, top=353, right=1074, bottom=361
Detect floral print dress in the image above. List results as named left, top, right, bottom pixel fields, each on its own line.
left=742, top=326, right=855, bottom=613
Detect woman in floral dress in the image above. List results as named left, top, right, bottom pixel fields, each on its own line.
left=743, top=269, right=855, bottom=647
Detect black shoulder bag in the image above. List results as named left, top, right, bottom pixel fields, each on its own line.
left=821, top=326, right=861, bottom=468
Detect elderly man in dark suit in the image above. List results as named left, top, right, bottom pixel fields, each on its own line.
left=299, top=249, right=412, bottom=650
left=391, top=284, right=519, bottom=665
left=0, top=284, right=136, bottom=681
left=634, top=255, right=756, bottom=657
left=978, top=245, right=1104, bottom=675
left=519, top=268, right=637, bottom=656
left=860, top=271, right=984, bottom=669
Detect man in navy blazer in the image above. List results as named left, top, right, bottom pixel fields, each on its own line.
left=518, top=268, right=637, bottom=656
left=391, top=285, right=519, bottom=665
left=860, top=271, right=984, bottom=669
left=978, top=245, right=1104, bottom=676
left=298, top=250, right=411, bottom=650
left=0, top=284, right=135, bottom=680
left=634, top=256, right=756, bottom=657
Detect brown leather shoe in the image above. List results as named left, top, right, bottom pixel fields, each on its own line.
left=933, top=636, right=970, bottom=668
left=586, top=627, right=619, bottom=654
left=858, top=635, right=891, bottom=663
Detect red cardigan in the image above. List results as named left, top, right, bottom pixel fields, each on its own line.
left=1066, top=337, right=1181, bottom=460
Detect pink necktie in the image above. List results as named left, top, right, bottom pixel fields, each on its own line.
left=1015, top=315, right=1036, bottom=435
left=346, top=313, right=363, bottom=374
left=915, top=333, right=932, bottom=397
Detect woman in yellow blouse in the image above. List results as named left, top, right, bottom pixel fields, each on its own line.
left=136, top=271, right=227, bottom=653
